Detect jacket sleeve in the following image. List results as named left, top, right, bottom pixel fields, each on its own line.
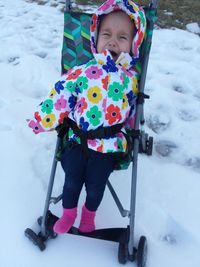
left=27, top=76, right=77, bottom=134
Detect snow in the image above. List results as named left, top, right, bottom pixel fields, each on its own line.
left=186, top=22, right=200, bottom=34
left=0, top=0, right=200, bottom=266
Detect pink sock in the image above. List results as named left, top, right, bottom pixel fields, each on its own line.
left=53, top=207, right=77, bottom=234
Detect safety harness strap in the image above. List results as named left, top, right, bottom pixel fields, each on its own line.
left=58, top=117, right=124, bottom=157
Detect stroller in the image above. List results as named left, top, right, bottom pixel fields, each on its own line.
left=25, top=0, right=158, bottom=266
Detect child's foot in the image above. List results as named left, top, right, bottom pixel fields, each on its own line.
left=78, top=205, right=96, bottom=233
left=53, top=207, right=77, bottom=234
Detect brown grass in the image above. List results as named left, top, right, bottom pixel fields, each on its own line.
left=76, top=0, right=200, bottom=29
left=26, top=0, right=200, bottom=30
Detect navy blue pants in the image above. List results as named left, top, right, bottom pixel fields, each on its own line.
left=60, top=142, right=118, bottom=211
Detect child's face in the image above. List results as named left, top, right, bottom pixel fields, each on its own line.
left=97, top=11, right=134, bottom=61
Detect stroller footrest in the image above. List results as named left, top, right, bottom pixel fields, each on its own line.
left=68, top=226, right=128, bottom=243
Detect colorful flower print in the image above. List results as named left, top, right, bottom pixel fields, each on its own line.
left=41, top=114, right=56, bottom=128
left=41, top=99, right=54, bottom=114
left=97, top=59, right=104, bottom=65
left=137, top=35, right=144, bottom=55
left=87, top=86, right=103, bottom=104
left=88, top=139, right=98, bottom=147
left=85, top=66, right=103, bottom=79
left=76, top=97, right=87, bottom=115
left=125, top=1, right=138, bottom=13
left=102, top=98, right=107, bottom=113
left=34, top=111, right=41, bottom=122
left=102, top=56, right=118, bottom=73
left=108, top=82, right=123, bottom=101
left=139, top=10, right=146, bottom=26
left=68, top=128, right=74, bottom=139
left=69, top=127, right=81, bottom=144
left=55, top=80, right=65, bottom=94
left=122, top=140, right=127, bottom=152
left=102, top=75, right=110, bottom=90
left=107, top=149, right=115, bottom=153
left=79, top=117, right=89, bottom=131
left=54, top=95, right=67, bottom=111
left=97, top=144, right=103, bottom=153
left=91, top=14, right=97, bottom=32
left=117, top=132, right=124, bottom=139
left=66, top=68, right=82, bottom=80
left=58, top=111, right=69, bottom=125
left=68, top=95, right=77, bottom=109
left=105, top=104, right=122, bottom=125
left=66, top=81, right=75, bottom=93
left=103, top=50, right=107, bottom=56
left=48, top=88, right=57, bottom=98
left=127, top=90, right=135, bottom=106
left=120, top=73, right=129, bottom=89
left=122, top=94, right=129, bottom=109
left=121, top=67, right=133, bottom=78
left=131, top=76, right=139, bottom=94
left=85, top=59, right=96, bottom=68
left=28, top=120, right=45, bottom=134
left=99, top=0, right=115, bottom=12
left=86, top=106, right=102, bottom=126
left=75, top=76, right=88, bottom=93
left=130, top=57, right=139, bottom=66
left=114, top=138, right=123, bottom=151
left=91, top=37, right=96, bottom=53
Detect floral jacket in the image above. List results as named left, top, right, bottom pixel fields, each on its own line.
left=28, top=0, right=146, bottom=153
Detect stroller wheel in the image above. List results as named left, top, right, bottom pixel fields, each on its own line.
left=37, top=212, right=58, bottom=239
left=146, top=137, right=153, bottom=156
left=25, top=228, right=46, bottom=251
left=50, top=231, right=58, bottom=239
left=118, top=243, right=128, bottom=264
left=37, top=215, right=58, bottom=239
left=137, top=236, right=147, bottom=267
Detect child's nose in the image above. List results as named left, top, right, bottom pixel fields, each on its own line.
left=108, top=39, right=117, bottom=48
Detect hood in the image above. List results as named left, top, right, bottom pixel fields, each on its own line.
left=90, top=0, right=147, bottom=67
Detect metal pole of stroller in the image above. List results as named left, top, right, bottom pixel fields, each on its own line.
left=128, top=2, right=158, bottom=256
left=151, top=0, right=159, bottom=8
left=65, top=0, right=71, bottom=11
left=42, top=0, right=72, bottom=237
left=41, top=137, right=61, bottom=236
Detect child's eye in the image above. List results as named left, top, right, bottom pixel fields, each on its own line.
left=102, top=33, right=110, bottom=37
left=120, top=36, right=128, bottom=40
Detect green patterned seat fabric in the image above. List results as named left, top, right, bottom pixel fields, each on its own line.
left=62, top=12, right=93, bottom=73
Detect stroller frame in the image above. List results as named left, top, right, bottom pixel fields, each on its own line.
left=25, top=0, right=158, bottom=266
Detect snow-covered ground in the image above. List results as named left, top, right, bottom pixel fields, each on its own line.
left=0, top=0, right=200, bottom=266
